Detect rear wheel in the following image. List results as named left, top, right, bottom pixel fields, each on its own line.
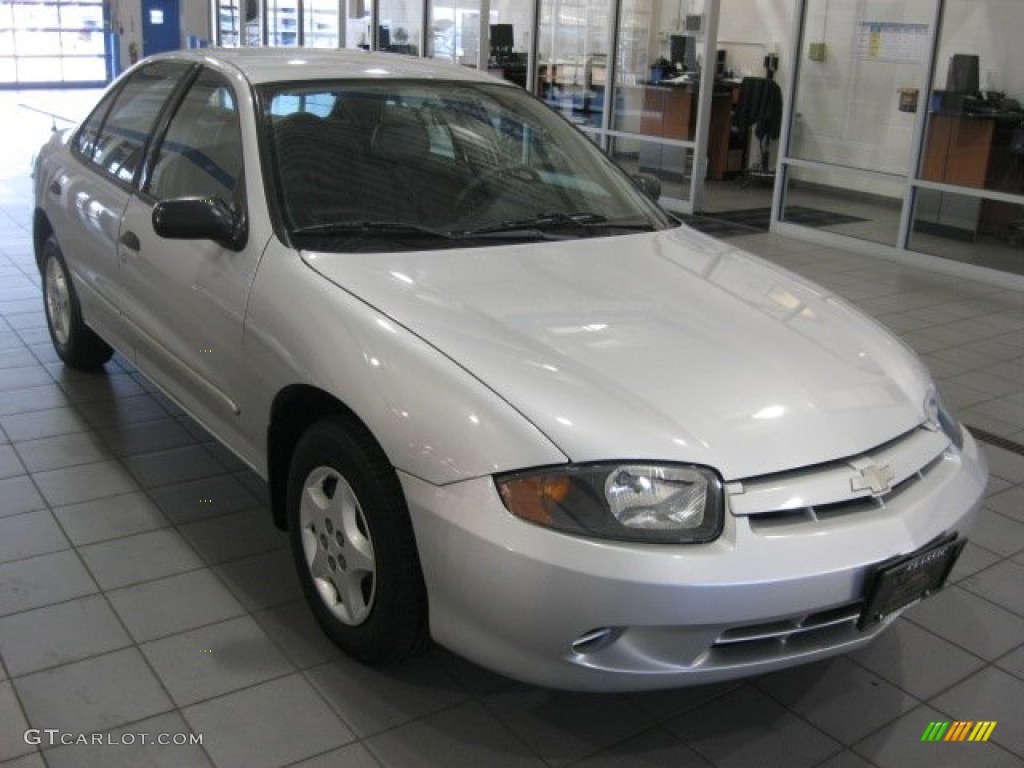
left=42, top=235, right=113, bottom=370
left=287, top=418, right=428, bottom=664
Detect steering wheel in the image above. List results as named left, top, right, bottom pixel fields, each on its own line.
left=453, top=164, right=542, bottom=212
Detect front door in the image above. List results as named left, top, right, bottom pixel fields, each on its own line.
left=143, top=0, right=181, bottom=55
left=117, top=67, right=260, bottom=459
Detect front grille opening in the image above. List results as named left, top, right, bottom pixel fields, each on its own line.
left=714, top=602, right=861, bottom=647
left=571, top=627, right=624, bottom=655
left=748, top=451, right=949, bottom=534
left=812, top=496, right=882, bottom=521
left=710, top=602, right=867, bottom=664
left=748, top=509, right=815, bottom=532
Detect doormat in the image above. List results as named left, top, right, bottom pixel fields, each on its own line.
left=681, top=206, right=867, bottom=239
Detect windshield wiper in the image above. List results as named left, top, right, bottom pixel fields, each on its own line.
left=459, top=212, right=656, bottom=237
left=291, top=221, right=455, bottom=240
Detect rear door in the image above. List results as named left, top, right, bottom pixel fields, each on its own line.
left=43, top=59, right=193, bottom=354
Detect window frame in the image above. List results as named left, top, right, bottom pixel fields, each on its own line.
left=70, top=60, right=197, bottom=192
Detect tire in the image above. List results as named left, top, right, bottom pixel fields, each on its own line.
left=286, top=418, right=428, bottom=664
left=41, top=235, right=113, bottom=370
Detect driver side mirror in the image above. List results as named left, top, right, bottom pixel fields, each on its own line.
left=632, top=173, right=662, bottom=201
left=152, top=197, right=247, bottom=251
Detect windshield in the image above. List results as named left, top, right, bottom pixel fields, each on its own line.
left=260, top=79, right=674, bottom=252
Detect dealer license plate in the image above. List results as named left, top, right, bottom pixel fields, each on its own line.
left=858, top=534, right=964, bottom=629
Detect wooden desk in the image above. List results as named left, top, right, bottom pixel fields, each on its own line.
left=919, top=111, right=1022, bottom=238
left=640, top=86, right=696, bottom=140
left=920, top=113, right=993, bottom=188
left=636, top=85, right=736, bottom=180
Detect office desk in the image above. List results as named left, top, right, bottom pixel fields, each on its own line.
left=635, top=84, right=737, bottom=180
left=487, top=64, right=527, bottom=88
left=919, top=110, right=1023, bottom=238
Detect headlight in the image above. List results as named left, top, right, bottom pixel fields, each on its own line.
left=926, top=390, right=964, bottom=452
left=495, top=463, right=723, bottom=544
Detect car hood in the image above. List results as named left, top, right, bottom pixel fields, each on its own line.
left=301, top=227, right=932, bottom=480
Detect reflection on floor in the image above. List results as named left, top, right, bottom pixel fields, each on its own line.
left=684, top=205, right=867, bottom=239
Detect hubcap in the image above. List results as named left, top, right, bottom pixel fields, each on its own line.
left=299, top=466, right=376, bottom=625
left=44, top=256, right=71, bottom=346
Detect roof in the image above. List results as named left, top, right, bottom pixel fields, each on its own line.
left=152, top=47, right=509, bottom=87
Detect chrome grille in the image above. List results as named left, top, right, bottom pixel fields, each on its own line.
left=729, top=425, right=950, bottom=531
left=706, top=602, right=886, bottom=665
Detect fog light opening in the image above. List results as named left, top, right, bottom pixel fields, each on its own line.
left=571, top=627, right=624, bottom=655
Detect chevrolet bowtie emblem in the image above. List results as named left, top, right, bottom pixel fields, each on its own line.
left=851, top=464, right=896, bottom=496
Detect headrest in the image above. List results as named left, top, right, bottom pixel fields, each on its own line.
left=370, top=112, right=430, bottom=162
left=272, top=113, right=326, bottom=146
left=331, top=95, right=385, bottom=126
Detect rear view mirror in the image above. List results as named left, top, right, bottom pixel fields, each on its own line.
left=152, top=197, right=246, bottom=251
left=632, top=173, right=662, bottom=201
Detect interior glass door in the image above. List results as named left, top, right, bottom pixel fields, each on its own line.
left=535, top=0, right=611, bottom=131
left=780, top=0, right=938, bottom=246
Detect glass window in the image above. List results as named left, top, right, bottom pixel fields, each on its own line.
left=920, top=0, right=1024, bottom=196
left=218, top=0, right=242, bottom=46
left=245, top=0, right=262, bottom=45
left=609, top=135, right=693, bottom=202
left=484, top=0, right=530, bottom=86
left=791, top=0, right=932, bottom=175
left=345, top=0, right=373, bottom=49
left=910, top=189, right=1024, bottom=276
left=148, top=69, right=243, bottom=204
left=268, top=1, right=299, bottom=46
left=378, top=0, right=420, bottom=55
left=429, top=0, right=479, bottom=66
left=782, top=165, right=902, bottom=247
left=88, top=61, right=192, bottom=184
left=1, top=0, right=105, bottom=86
left=73, top=86, right=121, bottom=159
left=305, top=0, right=340, bottom=47
left=16, top=56, right=64, bottom=83
left=535, top=0, right=611, bottom=130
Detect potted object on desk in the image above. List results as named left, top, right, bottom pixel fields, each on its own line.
left=650, top=57, right=672, bottom=84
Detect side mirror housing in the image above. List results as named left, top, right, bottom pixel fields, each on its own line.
left=152, top=197, right=246, bottom=251
left=632, top=173, right=662, bottom=201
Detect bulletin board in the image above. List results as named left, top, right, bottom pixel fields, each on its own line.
left=857, top=22, right=929, bottom=63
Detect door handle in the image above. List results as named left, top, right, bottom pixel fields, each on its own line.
left=119, top=231, right=141, bottom=251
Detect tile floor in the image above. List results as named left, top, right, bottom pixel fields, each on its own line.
left=1, top=91, right=1024, bottom=768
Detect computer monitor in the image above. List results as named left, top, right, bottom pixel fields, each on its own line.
left=946, top=54, right=979, bottom=94
left=490, top=24, right=514, bottom=53
left=670, top=35, right=697, bottom=72
left=378, top=25, right=391, bottom=49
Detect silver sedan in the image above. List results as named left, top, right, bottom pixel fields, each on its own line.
left=32, top=48, right=987, bottom=691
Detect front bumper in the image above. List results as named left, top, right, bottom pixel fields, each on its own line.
left=401, top=432, right=987, bottom=691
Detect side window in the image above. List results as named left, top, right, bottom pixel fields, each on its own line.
left=88, top=61, right=193, bottom=184
left=147, top=69, right=243, bottom=205
left=73, top=88, right=119, bottom=159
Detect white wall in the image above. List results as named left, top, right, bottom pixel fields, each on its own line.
left=718, top=0, right=794, bottom=93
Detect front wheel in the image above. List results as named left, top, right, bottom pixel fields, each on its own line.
left=286, top=418, right=428, bottom=664
left=41, top=235, right=113, bottom=370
